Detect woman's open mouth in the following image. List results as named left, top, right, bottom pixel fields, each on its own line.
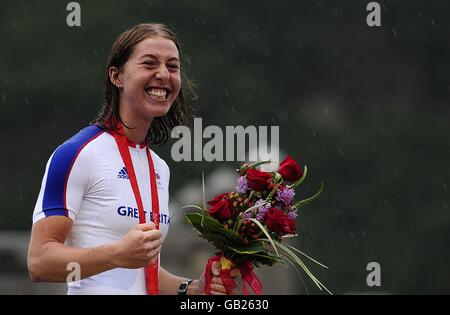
left=145, top=87, right=170, bottom=101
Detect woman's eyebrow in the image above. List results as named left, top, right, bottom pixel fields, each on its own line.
left=167, top=57, right=180, bottom=63
left=140, top=54, right=157, bottom=60
left=140, top=54, right=179, bottom=63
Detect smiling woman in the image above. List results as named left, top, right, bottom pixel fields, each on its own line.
left=93, top=23, right=195, bottom=145
left=26, top=23, right=240, bottom=295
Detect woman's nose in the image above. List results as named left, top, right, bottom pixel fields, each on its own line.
left=156, top=66, right=170, bottom=81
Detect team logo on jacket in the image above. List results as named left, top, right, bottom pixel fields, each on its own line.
left=118, top=167, right=162, bottom=188
left=117, top=167, right=130, bottom=179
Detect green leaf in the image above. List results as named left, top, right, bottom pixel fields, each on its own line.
left=201, top=171, right=207, bottom=211
left=282, top=243, right=329, bottom=269
left=251, top=160, right=272, bottom=169
left=279, top=253, right=310, bottom=295
left=170, top=204, right=203, bottom=222
left=290, top=165, right=308, bottom=188
left=265, top=182, right=281, bottom=202
left=293, top=181, right=324, bottom=209
left=249, top=219, right=279, bottom=256
left=228, top=241, right=266, bottom=254
left=185, top=213, right=243, bottom=244
left=274, top=241, right=332, bottom=294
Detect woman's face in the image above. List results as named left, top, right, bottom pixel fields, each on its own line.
left=115, top=35, right=181, bottom=121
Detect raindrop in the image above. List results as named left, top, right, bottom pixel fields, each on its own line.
left=417, top=11, right=422, bottom=19
left=350, top=232, right=355, bottom=240
left=392, top=28, right=398, bottom=37
left=338, top=148, right=344, bottom=157
left=224, top=88, right=230, bottom=96
left=25, top=98, right=30, bottom=106
left=312, top=130, right=318, bottom=138
left=229, top=41, right=235, bottom=49
left=442, top=201, right=448, bottom=209
left=430, top=19, right=436, bottom=27
left=443, top=184, right=448, bottom=191
left=394, top=169, right=400, bottom=179
left=361, top=230, right=366, bottom=238
left=1, top=93, right=5, bottom=103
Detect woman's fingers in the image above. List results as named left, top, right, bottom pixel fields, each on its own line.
left=211, top=261, right=221, bottom=276
left=211, top=275, right=238, bottom=295
left=210, top=283, right=227, bottom=295
left=230, top=267, right=241, bottom=278
left=212, top=276, right=223, bottom=285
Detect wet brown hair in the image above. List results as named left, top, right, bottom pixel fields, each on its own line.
left=92, top=23, right=195, bottom=145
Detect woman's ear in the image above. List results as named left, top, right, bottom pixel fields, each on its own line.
left=109, top=66, right=123, bottom=89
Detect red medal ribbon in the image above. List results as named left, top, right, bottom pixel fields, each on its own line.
left=111, top=123, right=160, bottom=295
left=204, top=253, right=262, bottom=295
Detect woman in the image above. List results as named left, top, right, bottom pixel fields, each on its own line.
left=27, top=23, right=239, bottom=295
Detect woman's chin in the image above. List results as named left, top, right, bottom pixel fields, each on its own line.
left=143, top=102, right=172, bottom=118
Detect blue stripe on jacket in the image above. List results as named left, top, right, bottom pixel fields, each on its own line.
left=42, top=125, right=103, bottom=217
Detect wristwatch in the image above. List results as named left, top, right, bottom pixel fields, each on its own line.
left=177, top=279, right=193, bottom=295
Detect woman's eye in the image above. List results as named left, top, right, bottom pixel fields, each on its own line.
left=167, top=64, right=179, bottom=70
left=143, top=61, right=156, bottom=67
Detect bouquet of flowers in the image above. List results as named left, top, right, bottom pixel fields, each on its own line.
left=185, top=156, right=331, bottom=295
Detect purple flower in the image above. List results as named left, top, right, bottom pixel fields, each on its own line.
left=276, top=187, right=295, bottom=206
left=254, top=199, right=271, bottom=222
left=286, top=211, right=298, bottom=220
left=256, top=213, right=266, bottom=222
left=243, top=212, right=253, bottom=219
left=236, top=176, right=248, bottom=193
left=255, top=199, right=271, bottom=212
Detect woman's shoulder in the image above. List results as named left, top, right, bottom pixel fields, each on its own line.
left=50, top=125, right=107, bottom=165
left=58, top=125, right=104, bottom=147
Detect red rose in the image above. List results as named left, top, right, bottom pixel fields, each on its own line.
left=278, top=156, right=303, bottom=182
left=265, top=208, right=289, bottom=233
left=207, top=193, right=233, bottom=221
left=247, top=169, right=272, bottom=191
left=284, top=219, right=296, bottom=234
left=207, top=193, right=229, bottom=207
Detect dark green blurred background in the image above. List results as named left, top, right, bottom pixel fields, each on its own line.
left=0, top=0, right=449, bottom=294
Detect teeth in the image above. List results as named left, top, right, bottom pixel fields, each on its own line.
left=146, top=88, right=167, bottom=100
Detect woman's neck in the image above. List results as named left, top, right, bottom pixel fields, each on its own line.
left=119, top=106, right=153, bottom=144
